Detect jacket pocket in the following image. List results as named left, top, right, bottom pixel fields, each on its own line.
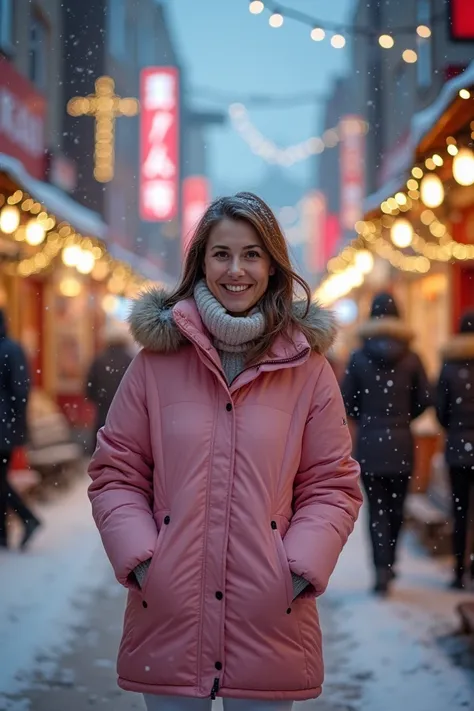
left=272, top=525, right=294, bottom=608
left=141, top=511, right=171, bottom=599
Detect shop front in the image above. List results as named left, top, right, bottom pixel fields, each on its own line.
left=314, top=61, right=474, bottom=496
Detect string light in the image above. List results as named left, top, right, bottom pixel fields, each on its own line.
left=311, top=27, right=325, bottom=41
left=459, top=89, right=471, bottom=100
left=379, top=35, right=395, bottom=49
left=250, top=0, right=435, bottom=63
left=269, top=12, right=283, bottom=28
left=416, top=25, right=431, bottom=38
left=229, top=102, right=368, bottom=166
left=403, top=49, right=418, bottom=64
left=331, top=34, right=346, bottom=49
left=249, top=1, right=264, bottom=14
left=315, top=125, right=474, bottom=304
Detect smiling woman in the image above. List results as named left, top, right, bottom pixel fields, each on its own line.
left=88, top=191, right=362, bottom=711
left=204, top=219, right=275, bottom=315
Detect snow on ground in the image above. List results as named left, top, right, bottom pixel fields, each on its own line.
left=0, top=475, right=108, bottom=698
left=323, top=507, right=474, bottom=710
left=0, top=475, right=473, bottom=710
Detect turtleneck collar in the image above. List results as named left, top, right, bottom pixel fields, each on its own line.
left=193, top=280, right=265, bottom=354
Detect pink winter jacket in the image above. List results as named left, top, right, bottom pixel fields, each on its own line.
left=88, top=290, right=362, bottom=701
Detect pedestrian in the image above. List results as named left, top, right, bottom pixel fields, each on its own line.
left=436, top=311, right=474, bottom=589
left=85, top=321, right=133, bottom=446
left=88, top=192, right=362, bottom=710
left=341, top=292, right=431, bottom=594
left=0, top=309, right=41, bottom=550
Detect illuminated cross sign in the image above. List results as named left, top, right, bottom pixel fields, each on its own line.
left=67, top=76, right=139, bottom=183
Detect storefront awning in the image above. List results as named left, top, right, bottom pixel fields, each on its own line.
left=364, top=61, right=474, bottom=215
left=0, top=153, right=108, bottom=240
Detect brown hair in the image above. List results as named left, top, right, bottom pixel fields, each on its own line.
left=165, top=192, right=312, bottom=362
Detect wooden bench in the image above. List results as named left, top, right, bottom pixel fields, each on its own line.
left=27, top=411, right=83, bottom=485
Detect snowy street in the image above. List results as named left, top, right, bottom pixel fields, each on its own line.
left=0, top=475, right=473, bottom=711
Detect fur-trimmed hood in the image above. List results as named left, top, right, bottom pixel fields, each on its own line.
left=358, top=317, right=413, bottom=364
left=129, top=288, right=337, bottom=355
left=358, top=317, right=414, bottom=343
left=441, top=334, right=474, bottom=362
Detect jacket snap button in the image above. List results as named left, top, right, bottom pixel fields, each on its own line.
left=271, top=521, right=277, bottom=530
left=226, top=403, right=233, bottom=412
left=215, top=662, right=222, bottom=671
left=164, top=515, right=170, bottom=525
left=142, top=600, right=148, bottom=609
left=215, top=591, right=223, bottom=600
left=286, top=608, right=292, bottom=614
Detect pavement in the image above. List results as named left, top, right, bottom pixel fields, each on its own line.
left=0, top=474, right=473, bottom=711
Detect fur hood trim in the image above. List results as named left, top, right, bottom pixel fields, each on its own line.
left=358, top=317, right=414, bottom=342
left=128, top=288, right=337, bottom=355
left=441, top=334, right=474, bottom=361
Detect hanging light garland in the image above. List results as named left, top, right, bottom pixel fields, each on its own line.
left=0, top=188, right=147, bottom=297
left=229, top=102, right=368, bottom=166
left=248, top=1, right=439, bottom=64
left=314, top=101, right=474, bottom=305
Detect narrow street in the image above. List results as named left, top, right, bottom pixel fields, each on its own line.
left=0, top=476, right=473, bottom=711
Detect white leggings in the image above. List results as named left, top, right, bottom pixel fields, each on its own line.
left=144, top=695, right=293, bottom=711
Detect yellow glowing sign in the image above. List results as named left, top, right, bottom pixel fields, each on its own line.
left=67, top=76, right=139, bottom=183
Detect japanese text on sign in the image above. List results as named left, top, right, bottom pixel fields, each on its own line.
left=140, top=67, right=179, bottom=221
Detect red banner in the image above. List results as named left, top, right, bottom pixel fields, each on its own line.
left=339, top=116, right=365, bottom=231
left=302, top=191, right=326, bottom=273
left=450, top=0, right=474, bottom=40
left=182, top=175, right=210, bottom=255
left=0, top=58, right=45, bottom=179
left=323, top=214, right=341, bottom=264
left=139, top=67, right=179, bottom=221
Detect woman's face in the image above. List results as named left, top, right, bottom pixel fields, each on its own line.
left=203, top=218, right=275, bottom=315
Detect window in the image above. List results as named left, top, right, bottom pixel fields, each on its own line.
left=29, top=12, right=48, bottom=90
left=0, top=0, right=14, bottom=55
left=417, top=0, right=432, bottom=89
left=107, top=0, right=126, bottom=59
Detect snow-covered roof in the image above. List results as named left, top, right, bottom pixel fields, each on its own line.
left=109, top=243, right=176, bottom=289
left=364, top=61, right=474, bottom=215
left=0, top=153, right=108, bottom=240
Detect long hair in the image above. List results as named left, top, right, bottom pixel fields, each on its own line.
left=164, top=192, right=312, bottom=362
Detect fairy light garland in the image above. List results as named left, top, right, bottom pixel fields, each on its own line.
left=249, top=0, right=439, bottom=64
left=229, top=103, right=368, bottom=166
left=314, top=108, right=474, bottom=305
left=0, top=189, right=147, bottom=296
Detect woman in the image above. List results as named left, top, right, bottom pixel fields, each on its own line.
left=88, top=192, right=362, bottom=711
left=342, top=292, right=431, bottom=595
left=436, top=311, right=474, bottom=589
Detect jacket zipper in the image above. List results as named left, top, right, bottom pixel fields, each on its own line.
left=210, top=677, right=220, bottom=699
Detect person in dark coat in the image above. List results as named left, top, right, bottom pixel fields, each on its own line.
left=341, top=292, right=431, bottom=594
left=0, top=309, right=41, bottom=550
left=436, top=311, right=474, bottom=589
left=85, top=322, right=133, bottom=445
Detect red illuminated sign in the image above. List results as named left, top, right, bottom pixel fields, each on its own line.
left=182, top=175, right=210, bottom=255
left=450, top=0, right=474, bottom=40
left=0, top=58, right=45, bottom=179
left=302, top=191, right=326, bottom=273
left=340, top=115, right=366, bottom=231
left=140, top=67, right=179, bottom=222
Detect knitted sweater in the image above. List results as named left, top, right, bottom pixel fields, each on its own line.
left=134, top=282, right=309, bottom=599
